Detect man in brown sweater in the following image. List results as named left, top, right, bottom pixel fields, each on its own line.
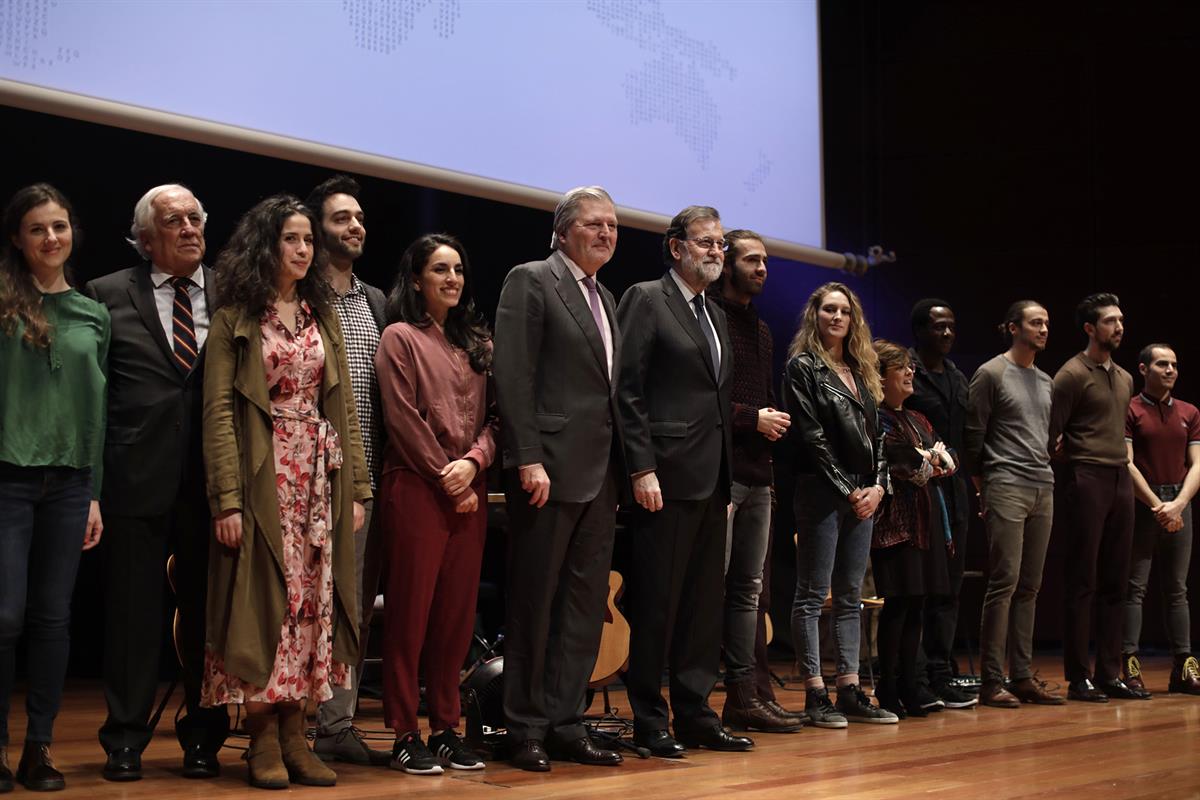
left=1049, top=292, right=1147, bottom=702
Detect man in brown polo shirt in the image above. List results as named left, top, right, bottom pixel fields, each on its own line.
left=1049, top=292, right=1148, bottom=702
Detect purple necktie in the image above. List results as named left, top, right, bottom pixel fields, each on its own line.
left=581, top=276, right=605, bottom=339
left=582, top=275, right=611, bottom=377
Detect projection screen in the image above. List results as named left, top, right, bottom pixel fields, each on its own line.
left=1, top=0, right=835, bottom=264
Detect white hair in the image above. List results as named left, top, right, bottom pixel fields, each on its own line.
left=126, top=183, right=208, bottom=259
left=550, top=185, right=614, bottom=250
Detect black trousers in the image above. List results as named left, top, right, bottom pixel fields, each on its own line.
left=921, top=511, right=968, bottom=685
left=1063, top=463, right=1135, bottom=683
left=98, top=490, right=229, bottom=754
left=502, top=470, right=617, bottom=743
left=626, top=493, right=725, bottom=735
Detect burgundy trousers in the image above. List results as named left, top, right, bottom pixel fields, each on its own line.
left=380, top=469, right=486, bottom=734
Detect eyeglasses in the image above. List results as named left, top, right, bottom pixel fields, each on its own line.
left=681, top=237, right=728, bottom=253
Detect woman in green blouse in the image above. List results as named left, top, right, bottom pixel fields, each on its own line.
left=0, top=183, right=109, bottom=793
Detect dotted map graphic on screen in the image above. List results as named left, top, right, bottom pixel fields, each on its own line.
left=2, top=0, right=80, bottom=72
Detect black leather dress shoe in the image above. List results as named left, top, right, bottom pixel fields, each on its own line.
left=675, top=726, right=754, bottom=752
left=510, top=740, right=551, bottom=772
left=632, top=730, right=686, bottom=759
left=1067, top=678, right=1109, bottom=703
left=17, top=743, right=66, bottom=791
left=556, top=737, right=622, bottom=766
left=182, top=745, right=220, bottom=778
left=1101, top=677, right=1152, bottom=700
left=102, top=746, right=142, bottom=782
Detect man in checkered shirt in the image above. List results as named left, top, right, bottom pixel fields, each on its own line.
left=305, top=175, right=390, bottom=765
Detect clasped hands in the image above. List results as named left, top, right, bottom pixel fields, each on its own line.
left=1152, top=498, right=1186, bottom=533
left=440, top=458, right=479, bottom=513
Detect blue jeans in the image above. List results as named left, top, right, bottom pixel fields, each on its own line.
left=0, top=463, right=91, bottom=746
left=790, top=477, right=874, bottom=680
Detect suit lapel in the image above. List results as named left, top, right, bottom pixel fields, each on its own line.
left=129, top=265, right=179, bottom=375
left=551, top=253, right=609, bottom=380
left=661, top=272, right=717, bottom=383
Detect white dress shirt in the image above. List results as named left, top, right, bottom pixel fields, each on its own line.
left=668, top=267, right=721, bottom=368
left=149, top=262, right=209, bottom=350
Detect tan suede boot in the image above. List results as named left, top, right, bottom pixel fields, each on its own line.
left=243, top=710, right=288, bottom=790
left=277, top=704, right=336, bottom=787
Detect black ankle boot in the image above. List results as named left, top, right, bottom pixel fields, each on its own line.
left=1, top=745, right=15, bottom=793
left=16, top=742, right=65, bottom=792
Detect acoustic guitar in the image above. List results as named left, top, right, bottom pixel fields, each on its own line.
left=589, top=571, right=631, bottom=687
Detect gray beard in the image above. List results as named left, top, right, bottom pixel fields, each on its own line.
left=684, top=253, right=722, bottom=286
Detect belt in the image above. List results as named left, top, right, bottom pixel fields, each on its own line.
left=1150, top=483, right=1183, bottom=502
left=271, top=407, right=343, bottom=549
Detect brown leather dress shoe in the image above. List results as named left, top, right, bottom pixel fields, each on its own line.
left=979, top=681, right=1020, bottom=708
left=722, top=683, right=804, bottom=733
left=1170, top=655, right=1200, bottom=695
left=510, top=740, right=551, bottom=772
left=1009, top=677, right=1066, bottom=705
left=764, top=699, right=810, bottom=727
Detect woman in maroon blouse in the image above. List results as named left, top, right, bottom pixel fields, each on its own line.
left=374, top=233, right=497, bottom=775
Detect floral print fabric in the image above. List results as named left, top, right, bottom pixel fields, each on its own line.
left=202, top=302, right=350, bottom=705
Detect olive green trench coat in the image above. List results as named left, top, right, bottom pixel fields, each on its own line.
left=202, top=304, right=372, bottom=690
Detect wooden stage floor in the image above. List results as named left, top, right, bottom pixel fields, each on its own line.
left=9, top=655, right=1200, bottom=799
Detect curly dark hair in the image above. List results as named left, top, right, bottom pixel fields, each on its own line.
left=214, top=194, right=330, bottom=315
left=384, top=233, right=492, bottom=374
left=0, top=183, right=80, bottom=348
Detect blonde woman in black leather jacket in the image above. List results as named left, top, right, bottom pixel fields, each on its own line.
left=781, top=281, right=894, bottom=728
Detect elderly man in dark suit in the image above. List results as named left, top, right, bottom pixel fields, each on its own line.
left=494, top=186, right=627, bottom=772
left=85, top=184, right=229, bottom=781
left=617, top=205, right=752, bottom=757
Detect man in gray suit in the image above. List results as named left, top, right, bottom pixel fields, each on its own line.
left=494, top=186, right=627, bottom=772
left=86, top=184, right=228, bottom=781
left=617, top=205, right=751, bottom=756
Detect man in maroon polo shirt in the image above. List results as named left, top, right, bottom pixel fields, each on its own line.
left=1122, top=343, right=1200, bottom=695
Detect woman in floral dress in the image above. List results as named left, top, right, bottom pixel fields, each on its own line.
left=202, top=195, right=370, bottom=790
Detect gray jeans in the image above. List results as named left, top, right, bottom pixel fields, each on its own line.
left=790, top=478, right=873, bottom=680
left=723, top=483, right=771, bottom=685
left=317, top=498, right=382, bottom=734
left=1123, top=485, right=1192, bottom=655
left=978, top=481, right=1053, bottom=684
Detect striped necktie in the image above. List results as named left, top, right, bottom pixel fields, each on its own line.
left=170, top=276, right=198, bottom=372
